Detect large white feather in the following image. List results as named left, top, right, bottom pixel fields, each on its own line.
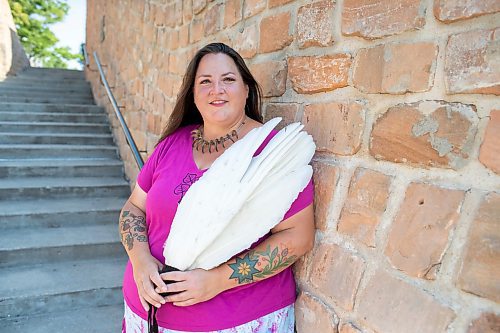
left=163, top=118, right=316, bottom=270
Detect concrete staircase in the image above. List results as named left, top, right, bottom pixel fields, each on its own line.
left=0, top=67, right=129, bottom=332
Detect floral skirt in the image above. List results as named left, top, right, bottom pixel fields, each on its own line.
left=122, top=302, right=295, bottom=333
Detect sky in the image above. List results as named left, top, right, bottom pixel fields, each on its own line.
left=51, top=0, right=87, bottom=69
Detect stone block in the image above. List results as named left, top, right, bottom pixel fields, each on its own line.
left=311, top=161, right=338, bottom=231
left=297, top=0, right=335, bottom=49
left=342, top=0, right=425, bottom=39
left=296, top=292, right=338, bottom=333
left=457, top=192, right=500, bottom=303
left=479, top=110, right=500, bottom=174
left=445, top=28, right=500, bottom=94
left=232, top=23, right=258, bottom=59
left=353, top=42, right=438, bottom=94
left=468, top=312, right=500, bottom=333
left=310, top=243, right=365, bottom=310
left=224, top=0, right=242, bottom=28
left=204, top=4, right=221, bottom=36
left=250, top=60, right=287, bottom=97
left=338, top=168, right=391, bottom=247
left=288, top=55, right=352, bottom=94
left=243, top=0, right=266, bottom=18
left=264, top=103, right=299, bottom=130
left=385, top=183, right=465, bottom=279
left=303, top=101, right=364, bottom=155
left=370, top=100, right=477, bottom=169
left=259, top=12, right=293, bottom=53
left=358, top=270, right=455, bottom=333
left=434, top=0, right=500, bottom=22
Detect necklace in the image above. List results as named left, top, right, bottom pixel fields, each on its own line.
left=191, top=116, right=247, bottom=154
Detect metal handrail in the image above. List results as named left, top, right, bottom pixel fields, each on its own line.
left=91, top=50, right=144, bottom=169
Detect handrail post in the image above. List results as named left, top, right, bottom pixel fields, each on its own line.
left=92, top=51, right=144, bottom=169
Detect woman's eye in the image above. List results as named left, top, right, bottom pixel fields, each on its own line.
left=224, top=77, right=236, bottom=82
left=200, top=79, right=210, bottom=84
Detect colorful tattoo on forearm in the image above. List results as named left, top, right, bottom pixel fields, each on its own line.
left=119, top=210, right=147, bottom=251
left=228, top=244, right=298, bottom=284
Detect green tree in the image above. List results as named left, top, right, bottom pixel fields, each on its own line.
left=8, top=0, right=83, bottom=68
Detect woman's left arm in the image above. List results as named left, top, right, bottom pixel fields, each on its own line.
left=160, top=203, right=315, bottom=306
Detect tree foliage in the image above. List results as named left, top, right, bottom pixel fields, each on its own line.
left=8, top=0, right=83, bottom=68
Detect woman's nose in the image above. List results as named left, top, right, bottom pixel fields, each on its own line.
left=210, top=81, right=225, bottom=94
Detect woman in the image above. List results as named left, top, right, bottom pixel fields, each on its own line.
left=119, top=43, right=315, bottom=333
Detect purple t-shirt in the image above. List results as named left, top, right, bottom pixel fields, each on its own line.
left=122, top=124, right=314, bottom=331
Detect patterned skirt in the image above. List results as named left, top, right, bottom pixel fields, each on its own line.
left=122, top=302, right=295, bottom=333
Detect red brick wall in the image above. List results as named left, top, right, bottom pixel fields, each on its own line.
left=85, top=1, right=500, bottom=332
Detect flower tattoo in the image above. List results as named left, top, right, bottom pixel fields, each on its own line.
left=229, top=253, right=260, bottom=284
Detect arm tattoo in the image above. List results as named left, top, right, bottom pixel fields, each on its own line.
left=228, top=244, right=298, bottom=284
left=119, top=210, right=147, bottom=251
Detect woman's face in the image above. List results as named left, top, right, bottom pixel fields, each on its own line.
left=193, top=53, right=249, bottom=126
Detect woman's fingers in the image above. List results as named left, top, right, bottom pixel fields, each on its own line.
left=142, top=278, right=166, bottom=307
left=150, top=271, right=168, bottom=293
left=138, top=294, right=150, bottom=311
left=155, top=281, right=188, bottom=294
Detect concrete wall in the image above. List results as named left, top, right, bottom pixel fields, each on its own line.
left=85, top=1, right=500, bottom=332
left=0, top=0, right=30, bottom=79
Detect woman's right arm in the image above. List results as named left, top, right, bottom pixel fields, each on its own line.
left=119, top=185, right=168, bottom=311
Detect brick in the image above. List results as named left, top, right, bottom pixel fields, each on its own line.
left=204, top=4, right=221, bottom=36
left=178, top=24, right=189, bottom=48
left=183, top=0, right=193, bottom=22
left=224, top=0, right=242, bottom=28
left=434, top=0, right=500, bottom=23
left=264, top=103, right=299, bottom=130
left=468, top=313, right=500, bottom=333
left=250, top=60, right=287, bottom=97
left=342, top=0, right=425, bottom=39
left=458, top=192, right=500, bottom=303
left=193, top=0, right=206, bottom=14
left=269, top=0, right=295, bottom=7
left=190, top=18, right=204, bottom=43
left=445, top=28, right=500, bottom=94
left=311, top=161, right=338, bottom=231
left=479, top=110, right=500, bottom=174
left=358, top=270, right=455, bottom=333
left=370, top=101, right=477, bottom=169
left=296, top=292, right=338, bottom=333
left=232, top=23, right=258, bottom=59
left=310, top=243, right=365, bottom=310
left=353, top=42, right=438, bottom=94
left=339, top=323, right=363, bottom=333
left=385, top=183, right=464, bottom=279
left=303, top=101, right=364, bottom=155
left=297, top=0, right=335, bottom=49
left=259, top=12, right=293, bottom=53
left=243, top=0, right=266, bottom=18
left=338, top=168, right=391, bottom=247
left=288, top=55, right=352, bottom=94
left=147, top=113, right=162, bottom=135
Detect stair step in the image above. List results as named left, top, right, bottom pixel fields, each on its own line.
left=1, top=96, right=95, bottom=105
left=0, top=176, right=130, bottom=200
left=0, top=196, right=125, bottom=230
left=0, top=224, right=126, bottom=267
left=0, top=158, right=123, bottom=178
left=0, top=258, right=126, bottom=319
left=0, top=84, right=92, bottom=94
left=0, top=121, right=111, bottom=134
left=0, top=78, right=91, bottom=90
left=0, top=144, right=118, bottom=159
left=0, top=304, right=124, bottom=333
left=21, top=67, right=85, bottom=77
left=0, top=102, right=104, bottom=113
left=0, top=111, right=106, bottom=122
left=0, top=132, right=113, bottom=145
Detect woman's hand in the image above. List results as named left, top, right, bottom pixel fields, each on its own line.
left=157, top=269, right=226, bottom=307
left=131, top=253, right=169, bottom=311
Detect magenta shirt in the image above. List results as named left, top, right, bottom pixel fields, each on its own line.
left=122, top=124, right=314, bottom=331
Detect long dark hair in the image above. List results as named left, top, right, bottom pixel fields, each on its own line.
left=157, top=43, right=263, bottom=144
